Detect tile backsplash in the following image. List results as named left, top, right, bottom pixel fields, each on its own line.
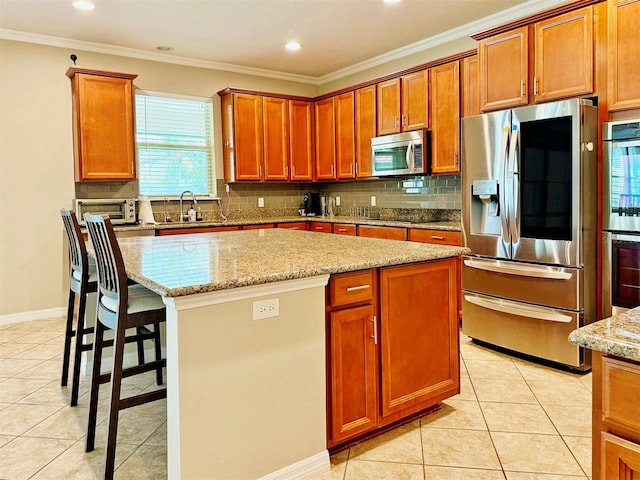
left=76, top=174, right=461, bottom=220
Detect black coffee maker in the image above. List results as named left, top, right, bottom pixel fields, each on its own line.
left=303, top=192, right=321, bottom=216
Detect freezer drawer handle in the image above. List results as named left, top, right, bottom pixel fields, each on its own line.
left=463, top=259, right=572, bottom=280
left=465, top=295, right=573, bottom=323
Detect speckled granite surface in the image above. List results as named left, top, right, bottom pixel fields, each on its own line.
left=112, top=216, right=462, bottom=233
left=105, top=228, right=468, bottom=297
left=568, top=307, right=640, bottom=362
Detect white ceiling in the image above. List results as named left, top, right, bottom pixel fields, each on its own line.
left=0, top=0, right=575, bottom=83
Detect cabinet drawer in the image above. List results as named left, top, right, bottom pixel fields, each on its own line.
left=358, top=225, right=406, bottom=241
left=408, top=228, right=461, bottom=246
left=332, top=224, right=357, bottom=236
left=601, top=432, right=640, bottom=479
left=277, top=222, right=307, bottom=230
left=330, top=270, right=375, bottom=308
left=602, top=356, right=640, bottom=432
left=309, top=222, right=332, bottom=233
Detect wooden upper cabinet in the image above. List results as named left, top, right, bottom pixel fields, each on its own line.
left=534, top=6, right=594, bottom=103
left=377, top=70, right=428, bottom=135
left=607, top=0, right=640, bottom=111
left=335, top=92, right=356, bottom=180
left=430, top=61, right=461, bottom=175
left=376, top=78, right=400, bottom=135
left=262, top=96, right=289, bottom=181
left=355, top=85, right=376, bottom=178
left=401, top=70, right=429, bottom=131
left=67, top=68, right=137, bottom=182
left=461, top=54, right=481, bottom=117
left=232, top=93, right=263, bottom=181
left=288, top=100, right=314, bottom=181
left=315, top=97, right=336, bottom=180
left=479, top=26, right=529, bottom=111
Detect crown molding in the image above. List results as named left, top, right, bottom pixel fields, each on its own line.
left=0, top=28, right=321, bottom=86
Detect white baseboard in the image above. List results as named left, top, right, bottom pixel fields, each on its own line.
left=0, top=307, right=66, bottom=326
left=257, top=451, right=330, bottom=480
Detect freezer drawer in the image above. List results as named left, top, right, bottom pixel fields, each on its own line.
left=462, top=291, right=586, bottom=368
left=462, top=256, right=582, bottom=311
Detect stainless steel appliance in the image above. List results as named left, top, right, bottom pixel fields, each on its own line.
left=602, top=119, right=640, bottom=316
left=74, top=198, right=137, bottom=225
left=461, top=98, right=598, bottom=370
left=371, top=130, right=429, bottom=176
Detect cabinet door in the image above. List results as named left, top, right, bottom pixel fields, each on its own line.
left=335, top=92, right=356, bottom=180
left=328, top=304, right=378, bottom=445
left=378, top=259, right=459, bottom=424
left=401, top=70, right=429, bottom=131
left=289, top=100, right=314, bottom=181
left=233, top=93, right=263, bottom=181
left=601, top=432, right=640, bottom=480
left=461, top=55, right=481, bottom=117
left=71, top=72, right=136, bottom=181
left=608, top=0, right=640, bottom=111
left=377, top=78, right=401, bottom=135
left=479, top=26, right=529, bottom=111
left=534, top=7, right=593, bottom=103
left=314, top=97, right=336, bottom=180
left=309, top=222, right=332, bottom=233
left=355, top=85, right=376, bottom=178
left=358, top=225, right=407, bottom=241
left=430, top=61, right=460, bottom=175
left=263, top=97, right=289, bottom=181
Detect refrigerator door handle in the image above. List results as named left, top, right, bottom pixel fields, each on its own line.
left=507, top=126, right=520, bottom=245
left=465, top=294, right=573, bottom=323
left=499, top=127, right=511, bottom=246
left=463, top=258, right=573, bottom=280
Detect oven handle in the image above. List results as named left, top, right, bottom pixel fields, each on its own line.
left=406, top=141, right=414, bottom=173
left=463, top=258, right=573, bottom=280
left=465, top=294, right=573, bottom=323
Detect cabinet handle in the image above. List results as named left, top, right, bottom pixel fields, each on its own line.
left=291, top=165, right=296, bottom=177
left=371, top=316, right=377, bottom=344
left=259, top=165, right=262, bottom=177
left=346, top=284, right=370, bottom=292
left=350, top=163, right=353, bottom=174
left=395, top=116, right=399, bottom=129
left=431, top=235, right=445, bottom=240
left=285, top=165, right=289, bottom=177
left=337, top=228, right=347, bottom=232
left=402, top=114, right=406, bottom=127
left=454, top=152, right=458, bottom=166
left=355, top=162, right=359, bottom=175
left=520, top=80, right=525, bottom=98
left=533, top=76, right=538, bottom=96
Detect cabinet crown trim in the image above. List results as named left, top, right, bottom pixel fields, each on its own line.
left=66, top=67, right=138, bottom=80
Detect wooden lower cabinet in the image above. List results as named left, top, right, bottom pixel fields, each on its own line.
left=332, top=224, right=357, bottom=236
left=592, top=351, right=640, bottom=480
left=326, top=259, right=460, bottom=447
left=309, top=222, right=332, bottom=233
left=358, top=225, right=407, bottom=241
left=277, top=222, right=307, bottom=230
left=242, top=223, right=275, bottom=230
left=156, top=226, right=241, bottom=235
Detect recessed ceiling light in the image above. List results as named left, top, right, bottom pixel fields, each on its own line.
left=72, top=1, right=95, bottom=10
left=285, top=41, right=301, bottom=52
left=156, top=46, right=174, bottom=52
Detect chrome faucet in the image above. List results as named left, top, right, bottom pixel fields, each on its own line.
left=179, top=190, right=198, bottom=222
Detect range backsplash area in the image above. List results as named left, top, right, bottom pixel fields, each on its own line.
left=76, top=175, right=461, bottom=223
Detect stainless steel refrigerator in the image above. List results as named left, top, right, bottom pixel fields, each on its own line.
left=461, top=98, right=598, bottom=370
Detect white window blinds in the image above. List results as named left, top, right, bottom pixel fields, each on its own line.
left=135, top=92, right=215, bottom=197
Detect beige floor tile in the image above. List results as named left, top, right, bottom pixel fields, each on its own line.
left=422, top=427, right=501, bottom=470
left=543, top=406, right=591, bottom=437
left=472, top=378, right=538, bottom=404
left=464, top=359, right=524, bottom=381
left=563, top=435, right=591, bottom=477
left=0, top=436, right=74, bottom=480
left=461, top=342, right=516, bottom=362
left=0, top=330, right=36, bottom=342
left=19, top=379, right=87, bottom=406
left=0, top=403, right=61, bottom=435
left=115, top=445, right=167, bottom=480
left=424, top=465, right=505, bottom=479
left=421, top=399, right=487, bottom=430
left=314, top=454, right=347, bottom=480
left=0, top=377, right=50, bottom=403
left=491, top=432, right=584, bottom=476
left=10, top=330, right=62, bottom=344
left=527, top=381, right=592, bottom=407
left=24, top=405, right=89, bottom=440
left=93, top=408, right=167, bottom=446
left=0, top=402, right=9, bottom=412
left=481, top=402, right=556, bottom=434
left=0, top=342, right=36, bottom=358
left=448, top=376, right=476, bottom=401
left=515, top=361, right=586, bottom=384
left=11, top=342, right=64, bottom=360
left=0, top=358, right=45, bottom=378
left=345, top=459, right=425, bottom=480
left=579, top=373, right=592, bottom=393
left=350, top=424, right=423, bottom=464
left=143, top=422, right=167, bottom=447
left=0, top=434, right=15, bottom=448
left=16, top=359, right=63, bottom=380
left=30, top=437, right=138, bottom=480
left=504, top=473, right=587, bottom=479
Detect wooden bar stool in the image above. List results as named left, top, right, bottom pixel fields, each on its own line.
left=83, top=213, right=166, bottom=480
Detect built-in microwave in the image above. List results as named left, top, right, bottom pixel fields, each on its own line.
left=371, top=130, right=429, bottom=177
left=74, top=198, right=137, bottom=225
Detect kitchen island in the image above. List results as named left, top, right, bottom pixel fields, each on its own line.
left=112, top=228, right=467, bottom=479
left=569, top=307, right=640, bottom=480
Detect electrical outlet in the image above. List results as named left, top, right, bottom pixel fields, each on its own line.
left=336, top=196, right=341, bottom=206
left=258, top=197, right=264, bottom=207
left=225, top=184, right=230, bottom=193
left=371, top=195, right=376, bottom=207
left=253, top=298, right=279, bottom=320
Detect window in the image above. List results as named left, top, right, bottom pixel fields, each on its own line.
left=135, top=91, right=215, bottom=197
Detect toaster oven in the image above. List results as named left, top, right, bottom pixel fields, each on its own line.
left=74, top=198, right=137, bottom=225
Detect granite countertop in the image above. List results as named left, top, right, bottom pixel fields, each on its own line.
left=112, top=216, right=462, bottom=233
left=568, top=307, right=640, bottom=362
left=109, top=228, right=469, bottom=297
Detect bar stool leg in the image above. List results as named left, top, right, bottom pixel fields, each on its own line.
left=61, top=289, right=76, bottom=387
left=70, top=288, right=89, bottom=407
left=153, top=323, right=163, bottom=386
left=104, top=327, right=126, bottom=480
left=86, top=318, right=106, bottom=453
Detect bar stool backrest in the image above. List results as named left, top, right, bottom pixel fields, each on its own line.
left=60, top=209, right=88, bottom=290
